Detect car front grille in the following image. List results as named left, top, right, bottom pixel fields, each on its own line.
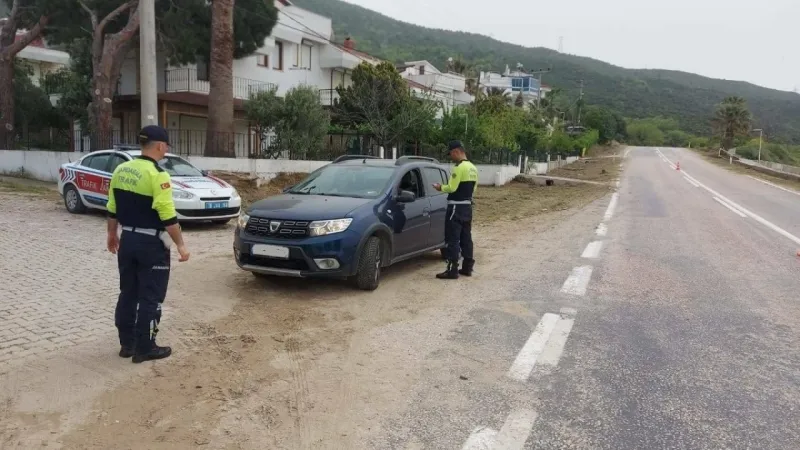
left=177, top=206, right=240, bottom=217
left=200, top=196, right=231, bottom=201
left=246, top=217, right=310, bottom=238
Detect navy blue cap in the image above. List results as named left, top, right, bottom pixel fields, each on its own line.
left=138, top=125, right=170, bottom=145
left=448, top=140, right=464, bottom=151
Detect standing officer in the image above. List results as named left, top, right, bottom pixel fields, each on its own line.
left=105, top=125, right=190, bottom=363
left=432, top=140, right=479, bottom=279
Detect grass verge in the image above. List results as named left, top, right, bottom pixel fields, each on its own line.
left=689, top=149, right=800, bottom=192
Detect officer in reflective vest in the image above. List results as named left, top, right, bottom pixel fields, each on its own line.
left=106, top=125, right=190, bottom=363
left=432, top=140, right=479, bottom=279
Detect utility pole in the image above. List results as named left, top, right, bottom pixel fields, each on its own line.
left=139, top=0, right=158, bottom=127
left=576, top=79, right=584, bottom=124
left=753, top=128, right=763, bottom=162
left=527, top=67, right=551, bottom=109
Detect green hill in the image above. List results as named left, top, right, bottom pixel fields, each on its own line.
left=292, top=0, right=800, bottom=144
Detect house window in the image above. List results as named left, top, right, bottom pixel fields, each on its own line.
left=419, top=65, right=425, bottom=75
left=300, top=44, right=312, bottom=70
left=196, top=58, right=209, bottom=81
left=273, top=42, right=284, bottom=70
left=257, top=54, right=269, bottom=68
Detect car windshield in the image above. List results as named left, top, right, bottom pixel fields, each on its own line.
left=287, top=164, right=394, bottom=198
left=158, top=156, right=204, bottom=177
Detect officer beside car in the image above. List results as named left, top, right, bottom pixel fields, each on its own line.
left=105, top=125, right=190, bottom=363
left=432, top=140, right=479, bottom=279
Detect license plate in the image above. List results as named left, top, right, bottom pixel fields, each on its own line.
left=251, top=244, right=289, bottom=259
left=205, top=201, right=229, bottom=209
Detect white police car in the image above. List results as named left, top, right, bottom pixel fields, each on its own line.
left=57, top=146, right=241, bottom=223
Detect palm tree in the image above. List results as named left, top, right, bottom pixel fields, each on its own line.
left=712, top=96, right=751, bottom=150
left=205, top=0, right=235, bottom=157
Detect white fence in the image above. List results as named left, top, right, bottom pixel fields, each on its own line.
left=0, top=150, right=523, bottom=186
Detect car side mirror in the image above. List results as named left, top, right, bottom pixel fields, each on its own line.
left=201, top=170, right=209, bottom=176
left=396, top=190, right=416, bottom=203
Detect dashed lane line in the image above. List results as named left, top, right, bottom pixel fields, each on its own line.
left=581, top=241, right=604, bottom=259
left=603, top=193, right=619, bottom=221
left=506, top=313, right=560, bottom=382
left=462, top=410, right=538, bottom=450
left=595, top=223, right=608, bottom=237
left=560, top=265, right=593, bottom=296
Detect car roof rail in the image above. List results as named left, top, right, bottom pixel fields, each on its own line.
left=395, top=155, right=439, bottom=165
left=332, top=154, right=382, bottom=163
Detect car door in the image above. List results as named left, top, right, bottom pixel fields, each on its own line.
left=422, top=166, right=449, bottom=247
left=391, top=168, right=432, bottom=257
left=75, top=152, right=113, bottom=208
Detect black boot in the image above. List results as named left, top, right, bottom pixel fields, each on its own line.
left=436, top=260, right=460, bottom=279
left=119, top=347, right=135, bottom=358
left=459, top=258, right=475, bottom=276
left=132, top=345, right=172, bottom=364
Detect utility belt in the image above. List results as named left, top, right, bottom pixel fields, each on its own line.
left=447, top=200, right=473, bottom=205
left=121, top=226, right=172, bottom=249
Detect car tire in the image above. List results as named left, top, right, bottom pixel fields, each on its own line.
left=212, top=219, right=231, bottom=225
left=352, top=236, right=381, bottom=291
left=63, top=184, right=87, bottom=214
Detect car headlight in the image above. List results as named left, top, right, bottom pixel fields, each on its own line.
left=309, top=218, right=353, bottom=237
left=237, top=212, right=250, bottom=229
left=231, top=189, right=241, bottom=200
left=172, top=189, right=194, bottom=200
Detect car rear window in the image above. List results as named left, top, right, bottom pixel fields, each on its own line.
left=287, top=165, right=394, bottom=198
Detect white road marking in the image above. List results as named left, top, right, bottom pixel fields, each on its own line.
left=747, top=175, right=800, bottom=197
left=595, top=223, right=608, bottom=236
left=624, top=148, right=631, bottom=158
left=561, top=266, right=593, bottom=296
left=493, top=409, right=538, bottom=450
left=462, top=427, right=498, bottom=450
left=581, top=241, right=604, bottom=258
left=683, top=176, right=700, bottom=187
left=615, top=179, right=621, bottom=188
left=507, top=313, right=560, bottom=381
left=713, top=197, right=747, bottom=218
left=538, top=308, right=577, bottom=367
left=660, top=159, right=800, bottom=246
left=603, top=193, right=619, bottom=221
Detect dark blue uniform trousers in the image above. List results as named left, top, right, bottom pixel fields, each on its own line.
left=444, top=204, right=474, bottom=263
left=115, top=231, right=170, bottom=354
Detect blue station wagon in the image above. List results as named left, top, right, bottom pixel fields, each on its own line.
left=233, top=155, right=451, bottom=290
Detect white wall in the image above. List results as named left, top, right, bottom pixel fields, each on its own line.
left=0, top=150, right=82, bottom=183
left=1, top=150, right=524, bottom=186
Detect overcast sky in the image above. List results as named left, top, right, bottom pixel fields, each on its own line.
left=344, top=0, right=798, bottom=93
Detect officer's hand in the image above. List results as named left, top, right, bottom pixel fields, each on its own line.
left=107, top=233, right=119, bottom=254
left=432, top=183, right=442, bottom=191
left=177, top=244, right=190, bottom=262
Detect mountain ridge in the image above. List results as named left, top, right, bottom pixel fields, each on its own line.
left=292, top=0, right=800, bottom=143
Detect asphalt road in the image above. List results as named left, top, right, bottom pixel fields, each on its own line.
left=374, top=147, right=800, bottom=449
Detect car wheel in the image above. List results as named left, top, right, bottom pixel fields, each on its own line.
left=212, top=219, right=231, bottom=225
left=352, top=236, right=381, bottom=291
left=63, top=184, right=87, bottom=214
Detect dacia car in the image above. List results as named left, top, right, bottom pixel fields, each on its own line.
left=233, top=155, right=452, bottom=290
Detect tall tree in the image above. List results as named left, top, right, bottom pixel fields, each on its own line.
left=712, top=96, right=752, bottom=150
left=40, top=0, right=277, bottom=149
left=205, top=0, right=234, bottom=156
left=0, top=0, right=49, bottom=148
left=336, top=61, right=436, bottom=152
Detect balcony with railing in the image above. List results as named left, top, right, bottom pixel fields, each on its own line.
left=163, top=68, right=276, bottom=100
left=319, top=89, right=341, bottom=106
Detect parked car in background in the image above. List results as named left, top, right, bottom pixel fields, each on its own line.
left=57, top=146, right=241, bottom=224
left=233, top=155, right=452, bottom=290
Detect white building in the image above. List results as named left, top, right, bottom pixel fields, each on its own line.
left=10, top=31, right=70, bottom=89
left=478, top=65, right=551, bottom=106
left=398, top=60, right=474, bottom=118
left=113, top=0, right=382, bottom=155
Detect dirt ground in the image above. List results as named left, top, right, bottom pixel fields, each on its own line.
left=0, top=156, right=619, bottom=450
left=546, top=154, right=623, bottom=184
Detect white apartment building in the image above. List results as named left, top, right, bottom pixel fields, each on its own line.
left=113, top=0, right=381, bottom=155
left=398, top=60, right=474, bottom=118
left=11, top=31, right=70, bottom=103
left=478, top=65, right=551, bottom=106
